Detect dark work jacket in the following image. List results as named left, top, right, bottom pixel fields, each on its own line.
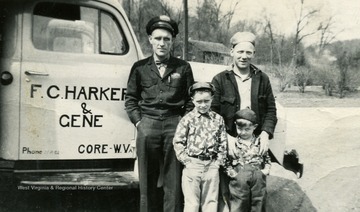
left=211, top=64, right=277, bottom=138
left=125, top=55, right=194, bottom=125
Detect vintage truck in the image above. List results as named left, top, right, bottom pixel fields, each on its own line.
left=0, top=0, right=286, bottom=188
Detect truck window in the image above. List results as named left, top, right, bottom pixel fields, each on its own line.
left=100, top=12, right=128, bottom=54
left=32, top=2, right=127, bottom=55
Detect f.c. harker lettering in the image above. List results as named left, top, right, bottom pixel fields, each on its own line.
left=30, top=84, right=127, bottom=101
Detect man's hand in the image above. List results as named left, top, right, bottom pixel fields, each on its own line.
left=135, top=121, right=141, bottom=128
left=256, top=131, right=269, bottom=155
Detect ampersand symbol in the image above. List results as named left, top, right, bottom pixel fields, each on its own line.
left=81, top=103, right=92, bottom=114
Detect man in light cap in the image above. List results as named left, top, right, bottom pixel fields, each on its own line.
left=125, top=15, right=194, bottom=212
left=211, top=32, right=277, bottom=211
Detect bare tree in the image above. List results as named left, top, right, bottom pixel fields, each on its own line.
left=191, top=0, right=240, bottom=44
left=262, top=15, right=295, bottom=92
left=291, top=0, right=319, bottom=67
left=264, top=15, right=275, bottom=67
left=120, top=0, right=185, bottom=56
left=222, top=0, right=239, bottom=30
left=337, top=51, right=350, bottom=98
left=318, top=16, right=343, bottom=53
left=219, top=0, right=239, bottom=45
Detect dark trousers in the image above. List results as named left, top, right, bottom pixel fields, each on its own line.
left=136, top=116, right=183, bottom=212
left=228, top=165, right=267, bottom=212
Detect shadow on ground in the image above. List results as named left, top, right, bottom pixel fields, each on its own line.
left=267, top=176, right=316, bottom=212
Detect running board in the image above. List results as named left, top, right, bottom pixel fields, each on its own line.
left=16, top=171, right=139, bottom=190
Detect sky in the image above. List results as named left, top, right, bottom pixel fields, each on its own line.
left=168, top=0, right=360, bottom=45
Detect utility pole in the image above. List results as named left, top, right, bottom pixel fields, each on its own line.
left=128, top=0, right=131, bottom=22
left=183, top=0, right=188, bottom=61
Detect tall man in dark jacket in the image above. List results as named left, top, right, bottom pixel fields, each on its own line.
left=211, top=32, right=277, bottom=211
left=125, top=16, right=194, bottom=212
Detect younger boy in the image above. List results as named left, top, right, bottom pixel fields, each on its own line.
left=173, top=82, right=227, bottom=212
left=224, top=108, right=271, bottom=212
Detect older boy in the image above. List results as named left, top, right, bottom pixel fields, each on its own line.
left=224, top=108, right=271, bottom=212
left=173, top=82, right=227, bottom=212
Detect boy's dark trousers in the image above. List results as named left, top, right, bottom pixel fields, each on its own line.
left=228, top=164, right=267, bottom=212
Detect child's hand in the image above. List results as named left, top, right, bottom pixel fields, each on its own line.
left=213, top=161, right=220, bottom=168
left=183, top=158, right=191, bottom=166
left=261, top=169, right=270, bottom=175
left=227, top=169, right=237, bottom=178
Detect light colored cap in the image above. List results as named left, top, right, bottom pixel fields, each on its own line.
left=230, top=32, right=256, bottom=47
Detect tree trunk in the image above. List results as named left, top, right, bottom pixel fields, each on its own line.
left=324, top=83, right=333, bottom=96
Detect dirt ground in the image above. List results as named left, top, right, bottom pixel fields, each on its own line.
left=269, top=107, right=360, bottom=212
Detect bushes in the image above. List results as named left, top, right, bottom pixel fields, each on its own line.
left=266, top=62, right=360, bottom=97
left=266, top=64, right=294, bottom=92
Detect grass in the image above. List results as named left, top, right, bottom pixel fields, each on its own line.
left=271, top=78, right=360, bottom=107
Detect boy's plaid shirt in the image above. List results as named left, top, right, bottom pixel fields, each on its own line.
left=173, top=109, right=227, bottom=166
left=224, top=136, right=271, bottom=174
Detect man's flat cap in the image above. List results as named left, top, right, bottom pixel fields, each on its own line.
left=234, top=108, right=257, bottom=124
left=146, top=15, right=179, bottom=37
left=188, top=82, right=215, bottom=96
left=230, top=31, right=256, bottom=47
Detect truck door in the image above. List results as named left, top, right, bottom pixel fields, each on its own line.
left=19, top=1, right=139, bottom=160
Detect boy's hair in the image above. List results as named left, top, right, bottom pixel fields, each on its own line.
left=235, top=119, right=256, bottom=128
left=192, top=88, right=213, bottom=97
left=188, top=82, right=215, bottom=97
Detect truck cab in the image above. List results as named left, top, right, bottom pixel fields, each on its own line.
left=0, top=0, right=143, bottom=187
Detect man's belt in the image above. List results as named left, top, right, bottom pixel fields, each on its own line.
left=190, top=154, right=216, bottom=161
